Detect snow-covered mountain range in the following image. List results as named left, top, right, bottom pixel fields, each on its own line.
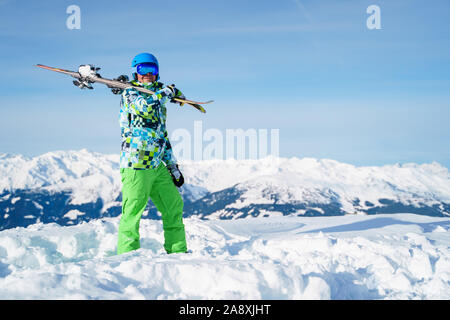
left=0, top=149, right=449, bottom=230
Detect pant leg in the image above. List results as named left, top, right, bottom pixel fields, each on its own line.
left=117, top=168, right=154, bottom=255
left=149, top=164, right=187, bottom=254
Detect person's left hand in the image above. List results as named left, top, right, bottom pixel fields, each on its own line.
left=167, top=164, right=184, bottom=187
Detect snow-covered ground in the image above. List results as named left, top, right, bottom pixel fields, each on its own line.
left=0, top=213, right=448, bottom=299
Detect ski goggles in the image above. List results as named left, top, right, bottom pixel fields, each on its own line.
left=136, top=63, right=159, bottom=76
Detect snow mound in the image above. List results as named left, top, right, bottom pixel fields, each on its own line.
left=0, top=213, right=448, bottom=299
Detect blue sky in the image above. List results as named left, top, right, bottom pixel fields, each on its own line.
left=0, top=0, right=449, bottom=167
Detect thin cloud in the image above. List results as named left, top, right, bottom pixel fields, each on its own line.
left=202, top=24, right=316, bottom=35
left=293, top=0, right=314, bottom=23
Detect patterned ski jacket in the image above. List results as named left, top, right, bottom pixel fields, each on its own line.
left=119, top=80, right=179, bottom=170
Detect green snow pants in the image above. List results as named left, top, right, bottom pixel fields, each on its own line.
left=117, top=163, right=187, bottom=255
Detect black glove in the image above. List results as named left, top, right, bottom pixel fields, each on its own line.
left=110, top=75, right=129, bottom=95
left=167, top=164, right=184, bottom=187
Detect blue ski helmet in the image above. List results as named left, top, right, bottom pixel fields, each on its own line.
left=131, top=53, right=159, bottom=80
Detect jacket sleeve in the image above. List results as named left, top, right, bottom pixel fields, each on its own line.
left=162, top=131, right=177, bottom=166
left=122, top=87, right=170, bottom=119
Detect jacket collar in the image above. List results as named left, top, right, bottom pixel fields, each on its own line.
left=132, top=80, right=161, bottom=89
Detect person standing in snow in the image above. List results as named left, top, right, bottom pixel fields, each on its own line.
left=114, top=53, right=188, bottom=255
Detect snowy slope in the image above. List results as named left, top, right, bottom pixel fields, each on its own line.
left=0, top=150, right=449, bottom=231
left=0, top=213, right=448, bottom=299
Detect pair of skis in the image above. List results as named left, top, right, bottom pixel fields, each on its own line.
left=35, top=64, right=213, bottom=113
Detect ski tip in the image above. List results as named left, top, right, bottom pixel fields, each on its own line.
left=188, top=103, right=206, bottom=113
left=35, top=64, right=51, bottom=70
left=195, top=104, right=207, bottom=113
left=190, top=99, right=214, bottom=105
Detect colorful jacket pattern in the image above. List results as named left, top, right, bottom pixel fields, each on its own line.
left=119, top=81, right=178, bottom=169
